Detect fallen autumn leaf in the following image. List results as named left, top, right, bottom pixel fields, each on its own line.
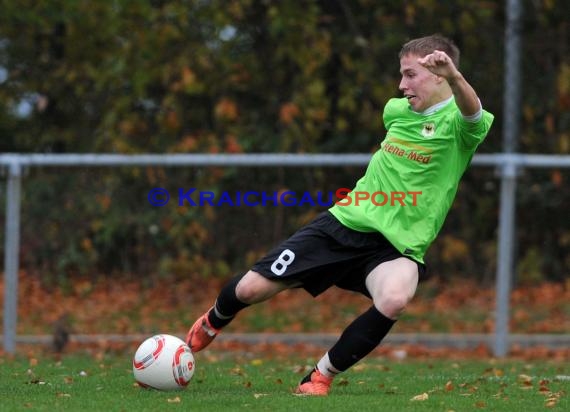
left=410, top=392, right=429, bottom=401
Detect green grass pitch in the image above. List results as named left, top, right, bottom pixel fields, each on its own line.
left=1, top=352, right=567, bottom=411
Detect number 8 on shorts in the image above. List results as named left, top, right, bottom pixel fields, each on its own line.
left=270, top=249, right=296, bottom=276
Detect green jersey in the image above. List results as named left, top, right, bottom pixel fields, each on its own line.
left=329, top=97, right=494, bottom=263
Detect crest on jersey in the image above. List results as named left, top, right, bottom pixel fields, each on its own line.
left=421, top=122, right=435, bottom=137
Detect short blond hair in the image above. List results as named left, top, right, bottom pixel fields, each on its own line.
left=399, top=34, right=460, bottom=68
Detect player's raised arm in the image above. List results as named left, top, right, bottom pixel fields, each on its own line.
left=418, top=50, right=481, bottom=118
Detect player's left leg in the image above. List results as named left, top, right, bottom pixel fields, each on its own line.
left=187, top=270, right=299, bottom=352
left=297, top=257, right=418, bottom=395
left=189, top=211, right=346, bottom=354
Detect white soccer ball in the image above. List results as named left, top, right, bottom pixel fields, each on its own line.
left=132, top=334, right=195, bottom=391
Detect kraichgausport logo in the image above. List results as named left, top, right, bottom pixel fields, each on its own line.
left=147, top=188, right=422, bottom=207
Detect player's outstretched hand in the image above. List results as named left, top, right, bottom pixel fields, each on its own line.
left=417, top=50, right=460, bottom=82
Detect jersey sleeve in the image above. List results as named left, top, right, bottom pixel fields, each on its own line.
left=456, top=109, right=494, bottom=150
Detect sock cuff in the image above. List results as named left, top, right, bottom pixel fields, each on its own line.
left=317, top=353, right=341, bottom=378
left=213, top=300, right=237, bottom=320
left=207, top=273, right=250, bottom=329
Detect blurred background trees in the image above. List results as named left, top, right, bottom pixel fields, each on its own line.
left=0, top=0, right=568, bottom=284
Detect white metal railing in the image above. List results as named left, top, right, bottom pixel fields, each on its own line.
left=2, top=152, right=570, bottom=355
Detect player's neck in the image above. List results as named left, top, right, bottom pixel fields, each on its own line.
left=414, top=95, right=453, bottom=115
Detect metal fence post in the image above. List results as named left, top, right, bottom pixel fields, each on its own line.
left=494, top=0, right=523, bottom=357
left=3, top=160, right=22, bottom=354
left=494, top=158, right=518, bottom=357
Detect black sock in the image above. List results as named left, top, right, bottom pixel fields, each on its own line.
left=207, top=273, right=250, bottom=329
left=327, top=305, right=396, bottom=372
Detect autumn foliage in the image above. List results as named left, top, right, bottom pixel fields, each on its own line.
left=5, top=272, right=569, bottom=341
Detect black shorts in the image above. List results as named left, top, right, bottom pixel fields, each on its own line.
left=251, top=211, right=427, bottom=298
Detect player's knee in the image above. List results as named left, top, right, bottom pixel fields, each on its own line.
left=234, top=280, right=261, bottom=304
left=235, top=271, right=274, bottom=304
left=374, top=292, right=410, bottom=319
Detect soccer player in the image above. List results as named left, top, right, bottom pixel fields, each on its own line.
left=186, top=34, right=494, bottom=395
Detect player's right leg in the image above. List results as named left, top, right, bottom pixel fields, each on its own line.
left=187, top=270, right=297, bottom=352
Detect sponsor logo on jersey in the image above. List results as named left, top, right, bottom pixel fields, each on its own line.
left=382, top=137, right=433, bottom=164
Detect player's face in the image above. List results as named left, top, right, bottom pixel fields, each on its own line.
left=399, top=53, right=443, bottom=112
